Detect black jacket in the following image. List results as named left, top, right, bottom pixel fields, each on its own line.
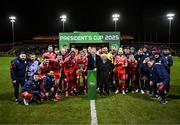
left=87, top=54, right=101, bottom=70
left=97, top=59, right=114, bottom=82
left=150, top=63, right=170, bottom=84
left=10, top=58, right=27, bottom=80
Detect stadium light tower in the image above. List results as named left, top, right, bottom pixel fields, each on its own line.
left=9, top=16, right=16, bottom=49
left=60, top=14, right=67, bottom=32
left=112, top=13, right=120, bottom=31
left=166, top=13, right=175, bottom=47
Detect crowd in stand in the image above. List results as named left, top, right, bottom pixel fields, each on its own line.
left=10, top=44, right=173, bottom=105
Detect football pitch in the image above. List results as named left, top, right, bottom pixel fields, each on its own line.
left=0, top=57, right=180, bottom=124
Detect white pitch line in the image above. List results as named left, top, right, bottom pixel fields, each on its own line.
left=90, top=100, right=98, bottom=125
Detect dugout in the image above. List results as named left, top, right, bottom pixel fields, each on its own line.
left=59, top=32, right=120, bottom=51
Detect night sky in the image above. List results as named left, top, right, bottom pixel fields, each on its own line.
left=0, top=0, right=179, bottom=43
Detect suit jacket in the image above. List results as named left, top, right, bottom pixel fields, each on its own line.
left=87, top=54, right=101, bottom=70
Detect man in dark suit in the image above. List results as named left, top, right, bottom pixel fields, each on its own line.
left=87, top=47, right=101, bottom=90
left=87, top=47, right=101, bottom=70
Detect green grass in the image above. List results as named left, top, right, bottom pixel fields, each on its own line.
left=0, top=57, right=180, bottom=124
left=96, top=56, right=180, bottom=124
left=0, top=57, right=90, bottom=124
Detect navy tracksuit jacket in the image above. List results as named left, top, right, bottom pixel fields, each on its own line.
left=151, top=62, right=170, bottom=85
left=10, top=58, right=27, bottom=99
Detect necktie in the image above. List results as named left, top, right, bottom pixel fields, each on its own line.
left=93, top=55, right=96, bottom=67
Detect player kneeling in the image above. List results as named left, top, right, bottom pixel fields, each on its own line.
left=22, top=73, right=42, bottom=106
left=41, top=71, right=61, bottom=101
left=148, top=58, right=170, bottom=104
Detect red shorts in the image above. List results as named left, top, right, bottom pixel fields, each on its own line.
left=64, top=71, right=75, bottom=81
left=76, top=71, right=87, bottom=77
left=54, top=72, right=60, bottom=79
left=21, top=91, right=33, bottom=100
left=118, top=72, right=125, bottom=81
left=64, top=68, right=75, bottom=75
left=116, top=70, right=126, bottom=81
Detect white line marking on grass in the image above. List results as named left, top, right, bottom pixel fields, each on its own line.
left=90, top=100, right=98, bottom=125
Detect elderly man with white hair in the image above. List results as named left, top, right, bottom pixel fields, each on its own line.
left=97, top=54, right=114, bottom=95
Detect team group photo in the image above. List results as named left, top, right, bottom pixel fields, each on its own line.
left=10, top=44, right=173, bottom=105
left=0, top=0, right=180, bottom=124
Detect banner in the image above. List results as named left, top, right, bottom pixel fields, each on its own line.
left=59, top=32, right=120, bottom=50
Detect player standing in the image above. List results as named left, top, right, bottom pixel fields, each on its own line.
left=76, top=50, right=88, bottom=94
left=42, top=45, right=56, bottom=61
left=114, top=48, right=128, bottom=95
left=63, top=51, right=78, bottom=96
left=38, top=57, right=52, bottom=79
left=128, top=54, right=138, bottom=93
left=52, top=54, right=64, bottom=91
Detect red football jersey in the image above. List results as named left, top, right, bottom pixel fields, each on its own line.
left=42, top=52, right=56, bottom=61
left=52, top=60, right=64, bottom=73
left=63, top=57, right=77, bottom=74
left=128, top=59, right=138, bottom=75
left=77, top=56, right=88, bottom=71
left=114, top=55, right=127, bottom=72
left=38, top=62, right=52, bottom=78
